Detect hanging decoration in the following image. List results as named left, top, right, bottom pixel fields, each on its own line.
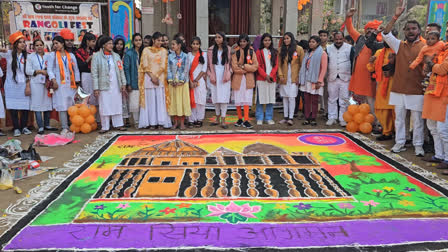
left=162, top=13, right=173, bottom=24
left=176, top=12, right=182, bottom=20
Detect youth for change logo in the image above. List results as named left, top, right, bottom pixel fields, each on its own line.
left=298, top=134, right=345, bottom=146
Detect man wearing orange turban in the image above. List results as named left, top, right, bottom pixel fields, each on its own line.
left=59, top=28, right=76, bottom=54
left=344, top=8, right=382, bottom=132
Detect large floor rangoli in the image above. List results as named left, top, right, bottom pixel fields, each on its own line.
left=1, top=132, right=448, bottom=251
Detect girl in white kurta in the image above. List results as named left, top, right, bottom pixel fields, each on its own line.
left=187, top=37, right=207, bottom=127
left=26, top=39, right=54, bottom=134
left=92, top=36, right=127, bottom=133
left=0, top=32, right=31, bottom=137
left=138, top=32, right=172, bottom=129
left=207, top=32, right=232, bottom=129
left=47, top=36, right=80, bottom=134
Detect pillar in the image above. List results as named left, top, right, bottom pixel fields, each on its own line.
left=196, top=0, right=209, bottom=49
left=310, top=0, right=324, bottom=35
left=250, top=0, right=261, bottom=35
left=284, top=0, right=298, bottom=35
left=141, top=0, right=155, bottom=36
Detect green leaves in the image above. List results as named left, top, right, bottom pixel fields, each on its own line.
left=320, top=152, right=381, bottom=166
left=219, top=212, right=248, bottom=224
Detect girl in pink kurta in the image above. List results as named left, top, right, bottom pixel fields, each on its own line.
left=299, top=35, right=328, bottom=126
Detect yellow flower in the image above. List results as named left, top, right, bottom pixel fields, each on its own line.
left=399, top=200, right=415, bottom=207
left=274, top=204, right=289, bottom=210
left=398, top=192, right=411, bottom=197
left=383, top=186, right=395, bottom=191
left=141, top=204, right=154, bottom=209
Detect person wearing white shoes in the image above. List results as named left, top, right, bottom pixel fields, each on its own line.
left=382, top=0, right=425, bottom=156
left=255, top=33, right=278, bottom=126
left=0, top=31, right=32, bottom=137
left=26, top=39, right=54, bottom=135
left=325, top=31, right=353, bottom=127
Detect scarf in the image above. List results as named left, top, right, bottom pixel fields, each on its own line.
left=299, top=46, right=323, bottom=85
left=375, top=48, right=396, bottom=98
left=429, top=46, right=448, bottom=96
left=56, top=51, right=76, bottom=89
left=75, top=47, right=92, bottom=69
left=189, top=52, right=201, bottom=108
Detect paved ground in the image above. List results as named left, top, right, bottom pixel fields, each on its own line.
left=0, top=109, right=444, bottom=235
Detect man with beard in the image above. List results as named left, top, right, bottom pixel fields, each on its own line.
left=60, top=28, right=76, bottom=54
left=382, top=0, right=426, bottom=156
left=326, top=31, right=353, bottom=127
left=367, top=28, right=399, bottom=142
left=344, top=5, right=382, bottom=119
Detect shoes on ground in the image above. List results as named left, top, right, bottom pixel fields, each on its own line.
left=267, top=120, right=275, bottom=125
left=326, top=119, right=336, bottom=126
left=391, top=143, right=406, bottom=153
left=243, top=121, right=253, bottom=129
left=13, top=129, right=21, bottom=137
left=415, top=146, right=425, bottom=157
left=257, top=120, right=263, bottom=125
left=22, top=128, right=32, bottom=135
left=235, top=119, right=244, bottom=127
left=421, top=155, right=443, bottom=163
left=376, top=134, right=393, bottom=141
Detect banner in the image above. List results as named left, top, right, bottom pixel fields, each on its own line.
left=427, top=0, right=448, bottom=39
left=109, top=0, right=134, bottom=49
left=12, top=1, right=101, bottom=49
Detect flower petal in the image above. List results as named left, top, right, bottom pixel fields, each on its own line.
left=239, top=212, right=257, bottom=218
left=225, top=201, right=242, bottom=213
left=251, top=205, right=262, bottom=213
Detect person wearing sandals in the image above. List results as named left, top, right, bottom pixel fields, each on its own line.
left=207, top=31, right=232, bottom=129
left=256, top=33, right=278, bottom=126
left=278, top=32, right=304, bottom=126
left=0, top=31, right=32, bottom=137
left=167, top=38, right=191, bottom=130
left=299, top=35, right=328, bottom=126
left=26, top=39, right=56, bottom=134
left=124, top=33, right=143, bottom=129
left=188, top=37, right=207, bottom=128
left=91, top=36, right=127, bottom=134
left=138, top=32, right=172, bottom=130
left=231, top=34, right=258, bottom=129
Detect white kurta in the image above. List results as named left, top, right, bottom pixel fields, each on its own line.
left=25, top=53, right=53, bottom=111
left=208, top=50, right=231, bottom=104
left=300, top=81, right=324, bottom=96
left=98, top=55, right=122, bottom=116
left=0, top=67, right=5, bottom=118
left=187, top=52, right=207, bottom=105
left=82, top=72, right=98, bottom=106
left=257, top=48, right=277, bottom=104
left=279, top=64, right=298, bottom=98
left=47, top=51, right=80, bottom=111
left=1, top=51, right=30, bottom=110
left=139, top=74, right=172, bottom=128
left=232, top=75, right=253, bottom=106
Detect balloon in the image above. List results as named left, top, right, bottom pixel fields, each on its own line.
left=85, top=115, right=95, bottom=124
left=360, top=122, right=373, bottom=134
left=364, top=114, right=375, bottom=124
left=346, top=122, right=359, bottom=133
left=343, top=111, right=353, bottom=123
left=80, top=123, right=92, bottom=134
left=89, top=105, right=97, bottom=115
left=347, top=105, right=360, bottom=115
left=71, top=115, right=85, bottom=126
left=90, top=122, right=98, bottom=131
left=70, top=124, right=80, bottom=133
left=354, top=113, right=364, bottom=124
left=359, top=103, right=371, bottom=115
left=79, top=106, right=91, bottom=118
left=68, top=106, right=78, bottom=116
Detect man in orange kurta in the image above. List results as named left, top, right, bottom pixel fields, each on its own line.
left=423, top=43, right=448, bottom=173
left=345, top=9, right=382, bottom=120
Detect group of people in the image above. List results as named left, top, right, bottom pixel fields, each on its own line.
left=1, top=0, right=448, bottom=175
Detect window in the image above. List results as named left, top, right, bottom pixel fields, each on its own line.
left=128, top=158, right=139, bottom=166
left=291, top=155, right=313, bottom=164
left=163, top=177, right=176, bottom=183
left=119, top=158, right=129, bottom=165
left=242, top=156, right=264, bottom=165
left=206, top=157, right=218, bottom=164
left=223, top=156, right=237, bottom=165
left=161, top=161, right=171, bottom=166
left=148, top=177, right=160, bottom=183
left=182, top=162, right=188, bottom=165
left=193, top=162, right=200, bottom=165
left=268, top=155, right=287, bottom=164
left=138, top=158, right=148, bottom=165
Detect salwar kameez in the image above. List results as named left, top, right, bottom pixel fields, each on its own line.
left=188, top=52, right=207, bottom=122
left=208, top=50, right=231, bottom=117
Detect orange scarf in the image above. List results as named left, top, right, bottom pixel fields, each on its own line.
left=374, top=48, right=394, bottom=98
left=430, top=49, right=448, bottom=96
left=56, top=51, right=76, bottom=89
left=189, top=52, right=201, bottom=109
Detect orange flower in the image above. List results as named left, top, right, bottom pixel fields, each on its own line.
left=176, top=203, right=192, bottom=209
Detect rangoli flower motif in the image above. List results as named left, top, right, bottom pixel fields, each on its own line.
left=404, top=187, right=416, bottom=192
left=293, top=203, right=312, bottom=210
left=398, top=192, right=412, bottom=197
left=372, top=189, right=383, bottom=193
left=116, top=203, right=130, bottom=209
left=361, top=200, right=380, bottom=207
left=94, top=204, right=105, bottom=210
left=159, top=207, right=177, bottom=215
left=399, top=200, right=415, bottom=207
left=207, top=201, right=261, bottom=224
left=383, top=186, right=395, bottom=191
left=176, top=203, right=192, bottom=208
left=274, top=204, right=289, bottom=210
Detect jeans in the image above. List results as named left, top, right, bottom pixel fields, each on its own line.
left=255, top=95, right=273, bottom=121
left=35, top=111, right=50, bottom=129
left=10, top=110, right=29, bottom=130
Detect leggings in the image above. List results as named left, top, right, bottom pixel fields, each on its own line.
left=10, top=110, right=29, bottom=130
left=214, top=103, right=228, bottom=118
left=59, top=111, right=69, bottom=130
left=304, top=93, right=319, bottom=120
left=283, top=97, right=296, bottom=119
